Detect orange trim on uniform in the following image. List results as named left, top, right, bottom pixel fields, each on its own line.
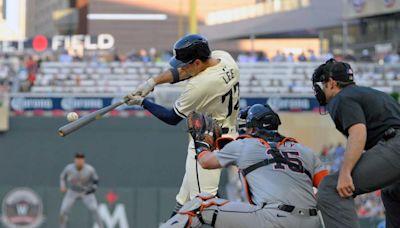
left=258, top=138, right=270, bottom=147
left=236, top=134, right=299, bottom=149
left=236, top=134, right=271, bottom=147
left=313, top=169, right=329, bottom=187
left=242, top=175, right=255, bottom=205
left=277, top=137, right=298, bottom=146
left=199, top=201, right=229, bottom=212
left=178, top=194, right=228, bottom=227
left=197, top=194, right=216, bottom=201
left=186, top=216, right=192, bottom=228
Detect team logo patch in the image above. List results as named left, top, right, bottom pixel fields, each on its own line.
left=1, top=188, right=44, bottom=228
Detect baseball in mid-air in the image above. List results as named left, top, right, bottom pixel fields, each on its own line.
left=67, top=112, right=79, bottom=122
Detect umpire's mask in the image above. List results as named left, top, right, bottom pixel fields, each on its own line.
left=312, top=59, right=355, bottom=106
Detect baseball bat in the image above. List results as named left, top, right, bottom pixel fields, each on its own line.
left=58, top=99, right=128, bottom=137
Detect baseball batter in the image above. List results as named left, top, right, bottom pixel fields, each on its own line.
left=162, top=104, right=328, bottom=227
left=125, top=34, right=240, bottom=215
left=59, top=153, right=103, bottom=228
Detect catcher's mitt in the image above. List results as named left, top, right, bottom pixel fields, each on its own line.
left=187, top=111, right=222, bottom=152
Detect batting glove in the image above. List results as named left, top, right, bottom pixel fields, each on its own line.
left=126, top=78, right=156, bottom=99
left=126, top=95, right=144, bottom=106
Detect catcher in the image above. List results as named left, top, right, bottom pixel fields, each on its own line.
left=162, top=104, right=328, bottom=228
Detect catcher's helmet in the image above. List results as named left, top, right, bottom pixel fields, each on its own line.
left=169, top=34, right=211, bottom=69
left=246, top=104, right=281, bottom=131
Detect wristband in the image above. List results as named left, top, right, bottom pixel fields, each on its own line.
left=169, top=68, right=180, bottom=84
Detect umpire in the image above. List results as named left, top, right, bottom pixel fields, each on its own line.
left=312, top=59, right=400, bottom=228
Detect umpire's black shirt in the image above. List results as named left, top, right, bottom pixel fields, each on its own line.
left=327, top=84, right=400, bottom=150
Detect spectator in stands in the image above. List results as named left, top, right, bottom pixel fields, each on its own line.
left=25, top=56, right=37, bottom=89
left=75, top=74, right=81, bottom=86
left=331, top=143, right=345, bottom=172
left=113, top=50, right=121, bottom=62
left=344, top=53, right=357, bottom=62
left=321, top=51, right=334, bottom=61
left=320, top=145, right=329, bottom=158
left=272, top=50, right=285, bottom=62
left=281, top=52, right=287, bottom=62
left=139, top=49, right=151, bottom=62
left=385, top=51, right=400, bottom=64
left=256, top=51, right=269, bottom=62
left=298, top=52, right=307, bottom=62
left=126, top=49, right=140, bottom=62
left=149, top=47, right=159, bottom=62
left=237, top=52, right=250, bottom=63
left=248, top=52, right=258, bottom=63
left=287, top=52, right=295, bottom=62
left=308, top=50, right=318, bottom=62
left=377, top=220, right=386, bottom=228
left=73, top=54, right=83, bottom=62
left=15, top=56, right=28, bottom=92
left=359, top=49, right=373, bottom=62
left=58, top=50, right=73, bottom=63
left=0, top=65, right=9, bottom=85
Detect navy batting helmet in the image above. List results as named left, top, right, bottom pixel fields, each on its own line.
left=169, top=34, right=211, bottom=69
left=246, top=104, right=281, bottom=131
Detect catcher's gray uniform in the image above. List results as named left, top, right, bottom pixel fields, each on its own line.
left=59, top=163, right=103, bottom=228
left=163, top=136, right=328, bottom=227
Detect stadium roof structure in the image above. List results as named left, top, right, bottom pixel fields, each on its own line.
left=200, top=0, right=342, bottom=41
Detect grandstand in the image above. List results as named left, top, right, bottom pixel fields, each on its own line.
left=27, top=61, right=400, bottom=95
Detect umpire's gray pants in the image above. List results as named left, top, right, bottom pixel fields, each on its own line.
left=163, top=201, right=321, bottom=228
left=317, top=133, right=400, bottom=228
left=59, top=190, right=103, bottom=228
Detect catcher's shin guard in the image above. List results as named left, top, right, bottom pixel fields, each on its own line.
left=162, top=193, right=229, bottom=228
left=170, top=201, right=183, bottom=218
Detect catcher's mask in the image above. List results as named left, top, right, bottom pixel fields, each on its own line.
left=312, top=58, right=354, bottom=106
left=246, top=104, right=281, bottom=131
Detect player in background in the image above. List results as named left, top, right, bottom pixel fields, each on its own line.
left=124, top=34, right=240, bottom=216
left=162, top=104, right=328, bottom=227
left=312, top=59, right=400, bottom=228
left=59, top=153, right=103, bottom=228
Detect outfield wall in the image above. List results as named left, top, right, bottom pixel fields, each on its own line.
left=0, top=117, right=192, bottom=227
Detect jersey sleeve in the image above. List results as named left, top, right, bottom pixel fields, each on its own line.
left=60, top=166, right=68, bottom=189
left=215, top=140, right=242, bottom=167
left=330, top=97, right=366, bottom=135
left=91, top=167, right=99, bottom=183
left=312, top=154, right=329, bottom=188
left=173, top=82, right=205, bottom=118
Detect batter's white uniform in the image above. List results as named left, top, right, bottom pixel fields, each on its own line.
left=173, top=50, right=240, bottom=204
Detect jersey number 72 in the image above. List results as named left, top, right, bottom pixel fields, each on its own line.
left=221, top=82, right=240, bottom=118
